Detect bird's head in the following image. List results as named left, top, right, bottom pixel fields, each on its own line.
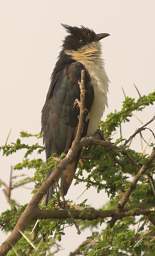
left=62, top=24, right=110, bottom=62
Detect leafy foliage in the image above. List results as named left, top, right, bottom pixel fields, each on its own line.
left=0, top=91, right=155, bottom=255
left=102, top=91, right=155, bottom=137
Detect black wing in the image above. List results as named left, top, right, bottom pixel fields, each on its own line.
left=41, top=61, right=94, bottom=159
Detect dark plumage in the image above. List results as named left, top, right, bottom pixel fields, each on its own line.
left=42, top=61, right=94, bottom=157
left=42, top=25, right=109, bottom=201
left=62, top=24, right=97, bottom=50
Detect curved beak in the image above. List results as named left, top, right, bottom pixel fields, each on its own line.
left=96, top=33, right=110, bottom=41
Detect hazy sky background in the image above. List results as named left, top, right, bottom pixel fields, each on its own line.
left=0, top=0, right=155, bottom=255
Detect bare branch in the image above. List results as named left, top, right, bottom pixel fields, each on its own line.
left=80, top=137, right=118, bottom=151
left=35, top=206, right=155, bottom=221
left=147, top=174, right=155, bottom=198
left=134, top=83, right=142, bottom=98
left=124, top=115, right=155, bottom=146
left=0, top=70, right=86, bottom=255
left=118, top=148, right=155, bottom=209
left=69, top=237, right=95, bottom=256
left=0, top=167, right=13, bottom=204
left=0, top=73, right=154, bottom=254
left=13, top=177, right=34, bottom=190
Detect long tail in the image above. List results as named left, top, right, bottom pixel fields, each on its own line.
left=45, top=152, right=80, bottom=204
left=45, top=184, right=54, bottom=205
left=60, top=160, right=78, bottom=196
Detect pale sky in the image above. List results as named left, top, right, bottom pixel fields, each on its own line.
left=0, top=0, right=155, bottom=255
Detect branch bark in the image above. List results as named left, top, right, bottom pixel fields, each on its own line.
left=118, top=147, right=155, bottom=209
left=0, top=70, right=86, bottom=255
left=0, top=72, right=154, bottom=255
left=80, top=137, right=118, bottom=151
left=36, top=206, right=155, bottom=221
left=124, top=115, right=155, bottom=146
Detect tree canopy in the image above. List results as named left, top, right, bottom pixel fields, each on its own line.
left=0, top=87, right=155, bottom=256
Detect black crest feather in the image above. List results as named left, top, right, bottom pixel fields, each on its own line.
left=61, top=24, right=97, bottom=50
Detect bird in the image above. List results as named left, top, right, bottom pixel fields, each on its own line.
left=41, top=24, right=109, bottom=203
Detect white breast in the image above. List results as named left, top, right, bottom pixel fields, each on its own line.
left=65, top=42, right=109, bottom=135
left=82, top=60, right=109, bottom=135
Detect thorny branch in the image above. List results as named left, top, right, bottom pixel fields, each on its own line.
left=124, top=115, right=155, bottom=146
left=0, top=169, right=33, bottom=206
left=1, top=142, right=155, bottom=255
left=69, top=237, right=95, bottom=256
left=0, top=167, right=13, bottom=204
left=0, top=70, right=87, bottom=255
left=0, top=73, right=155, bottom=254
left=36, top=206, right=155, bottom=221
left=118, top=147, right=155, bottom=209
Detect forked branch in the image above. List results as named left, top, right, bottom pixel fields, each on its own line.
left=0, top=70, right=86, bottom=255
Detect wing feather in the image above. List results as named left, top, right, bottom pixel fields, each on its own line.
left=41, top=60, right=94, bottom=198
left=42, top=61, right=94, bottom=158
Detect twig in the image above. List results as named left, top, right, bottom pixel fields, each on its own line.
left=144, top=127, right=155, bottom=140
left=4, top=129, right=12, bottom=146
left=71, top=69, right=87, bottom=146
left=8, top=166, right=13, bottom=200
left=57, top=182, right=81, bottom=235
left=0, top=70, right=86, bottom=255
left=147, top=174, right=155, bottom=198
left=122, top=87, right=127, bottom=98
left=80, top=137, right=118, bottom=151
left=80, top=136, right=140, bottom=168
left=118, top=148, right=155, bottom=209
left=124, top=115, right=155, bottom=146
left=1, top=166, right=13, bottom=204
left=69, top=236, right=96, bottom=256
left=13, top=177, right=34, bottom=189
left=75, top=176, right=102, bottom=187
left=139, top=131, right=149, bottom=148
left=61, top=192, right=81, bottom=234
left=134, top=83, right=142, bottom=98
left=58, top=70, right=87, bottom=234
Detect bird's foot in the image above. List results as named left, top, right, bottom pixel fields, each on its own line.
left=73, top=98, right=81, bottom=109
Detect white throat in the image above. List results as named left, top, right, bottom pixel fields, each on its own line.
left=66, top=42, right=109, bottom=135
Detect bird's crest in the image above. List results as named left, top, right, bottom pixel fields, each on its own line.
left=62, top=24, right=96, bottom=38
left=61, top=24, right=97, bottom=50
